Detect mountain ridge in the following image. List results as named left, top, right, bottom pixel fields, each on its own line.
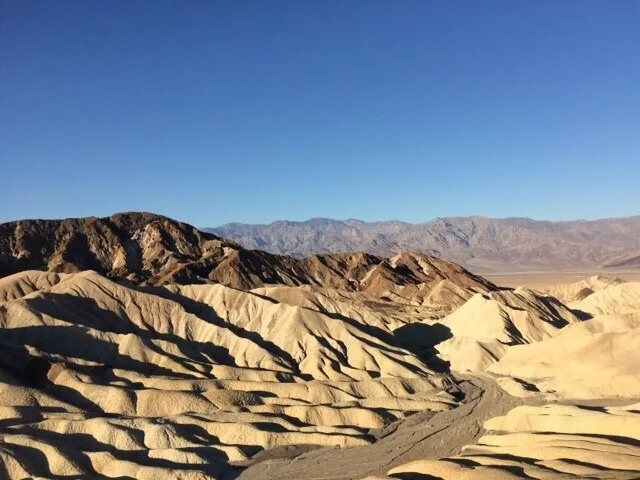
left=206, top=215, right=640, bottom=271
left=0, top=212, right=495, bottom=308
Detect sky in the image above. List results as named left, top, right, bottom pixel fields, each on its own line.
left=1, top=1, right=639, bottom=227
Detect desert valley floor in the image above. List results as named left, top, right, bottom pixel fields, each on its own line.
left=1, top=214, right=640, bottom=480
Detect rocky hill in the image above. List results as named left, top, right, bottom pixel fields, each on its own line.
left=0, top=213, right=494, bottom=298
left=206, top=215, right=640, bottom=271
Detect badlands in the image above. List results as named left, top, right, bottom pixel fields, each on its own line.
left=1, top=213, right=640, bottom=479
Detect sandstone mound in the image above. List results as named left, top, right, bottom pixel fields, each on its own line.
left=543, top=274, right=625, bottom=302
left=0, top=270, right=456, bottom=479
left=473, top=280, right=640, bottom=400
left=434, top=288, right=582, bottom=371
left=379, top=402, right=640, bottom=480
left=571, top=281, right=640, bottom=316
left=489, top=313, right=640, bottom=398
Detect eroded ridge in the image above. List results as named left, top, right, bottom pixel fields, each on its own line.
left=0, top=270, right=459, bottom=479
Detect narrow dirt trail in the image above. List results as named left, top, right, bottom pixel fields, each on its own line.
left=230, top=374, right=540, bottom=480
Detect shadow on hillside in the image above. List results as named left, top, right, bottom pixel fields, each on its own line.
left=244, top=288, right=454, bottom=378
left=133, top=286, right=309, bottom=378
left=536, top=294, right=588, bottom=327
left=0, top=426, right=233, bottom=479
left=0, top=341, right=105, bottom=413
left=24, top=293, right=237, bottom=370
left=392, top=473, right=442, bottom=480
left=570, top=308, right=593, bottom=321
left=299, top=305, right=454, bottom=376
left=392, top=322, right=453, bottom=374
left=4, top=322, right=195, bottom=379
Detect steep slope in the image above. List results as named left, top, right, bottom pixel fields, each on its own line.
left=0, top=270, right=67, bottom=303
left=207, top=215, right=640, bottom=271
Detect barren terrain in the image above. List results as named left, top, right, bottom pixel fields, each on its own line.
left=1, top=213, right=640, bottom=479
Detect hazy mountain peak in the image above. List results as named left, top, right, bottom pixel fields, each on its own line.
left=205, top=215, right=640, bottom=271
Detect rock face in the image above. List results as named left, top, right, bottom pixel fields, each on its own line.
left=0, top=212, right=235, bottom=284
left=0, top=212, right=496, bottom=298
left=571, top=281, right=640, bottom=316
left=206, top=215, right=640, bottom=271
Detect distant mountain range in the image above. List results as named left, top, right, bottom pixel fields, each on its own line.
left=205, top=216, right=640, bottom=272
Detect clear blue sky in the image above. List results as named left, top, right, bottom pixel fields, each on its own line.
left=2, top=1, right=639, bottom=226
